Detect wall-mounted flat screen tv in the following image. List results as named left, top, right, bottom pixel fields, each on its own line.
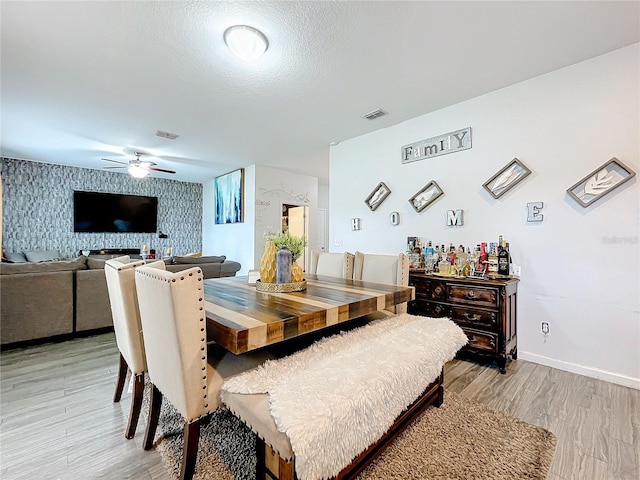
left=74, top=191, right=158, bottom=233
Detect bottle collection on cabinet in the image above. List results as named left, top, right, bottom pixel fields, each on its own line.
left=406, top=235, right=514, bottom=278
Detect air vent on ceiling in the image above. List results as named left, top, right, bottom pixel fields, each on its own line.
left=155, top=130, right=180, bottom=140
left=362, top=108, right=388, bottom=120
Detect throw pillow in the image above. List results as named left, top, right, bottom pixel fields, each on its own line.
left=3, top=252, right=28, bottom=263
left=24, top=250, right=62, bottom=262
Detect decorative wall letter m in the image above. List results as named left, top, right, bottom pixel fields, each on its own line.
left=446, top=209, right=463, bottom=226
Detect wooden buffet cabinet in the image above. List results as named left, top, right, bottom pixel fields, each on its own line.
left=408, top=272, right=519, bottom=373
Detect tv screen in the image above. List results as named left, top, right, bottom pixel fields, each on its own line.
left=73, top=191, right=158, bottom=233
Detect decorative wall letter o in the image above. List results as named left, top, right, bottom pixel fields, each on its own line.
left=389, top=212, right=400, bottom=226
left=527, top=202, right=544, bottom=222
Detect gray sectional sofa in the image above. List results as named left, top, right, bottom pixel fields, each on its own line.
left=0, top=254, right=241, bottom=348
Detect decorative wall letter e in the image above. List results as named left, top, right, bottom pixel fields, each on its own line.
left=527, top=202, right=544, bottom=222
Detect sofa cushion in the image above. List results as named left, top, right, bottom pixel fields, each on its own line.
left=3, top=252, right=28, bottom=263
left=1, top=270, right=74, bottom=344
left=0, top=256, right=87, bottom=275
left=87, top=257, right=107, bottom=270
left=24, top=250, right=62, bottom=262
left=173, top=255, right=226, bottom=264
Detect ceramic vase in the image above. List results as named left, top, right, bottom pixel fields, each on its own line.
left=259, top=241, right=277, bottom=284
left=276, top=246, right=292, bottom=284
left=291, top=261, right=303, bottom=282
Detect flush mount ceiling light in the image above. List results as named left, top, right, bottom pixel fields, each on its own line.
left=224, top=25, right=268, bottom=61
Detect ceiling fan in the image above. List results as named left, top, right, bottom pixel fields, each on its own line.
left=101, top=151, right=176, bottom=178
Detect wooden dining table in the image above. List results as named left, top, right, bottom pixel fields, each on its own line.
left=203, top=274, right=415, bottom=354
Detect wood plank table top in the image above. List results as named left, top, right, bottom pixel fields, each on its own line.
left=203, top=274, right=415, bottom=354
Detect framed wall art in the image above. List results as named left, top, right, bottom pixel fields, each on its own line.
left=364, top=182, right=391, bottom=211
left=483, top=158, right=532, bottom=199
left=214, top=168, right=244, bottom=224
left=409, top=180, right=444, bottom=213
left=566, top=157, right=636, bottom=208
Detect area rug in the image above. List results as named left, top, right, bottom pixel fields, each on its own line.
left=151, top=390, right=556, bottom=480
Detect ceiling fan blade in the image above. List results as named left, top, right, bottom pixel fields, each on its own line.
left=149, top=167, right=176, bottom=174
left=102, top=158, right=128, bottom=165
left=103, top=166, right=126, bottom=169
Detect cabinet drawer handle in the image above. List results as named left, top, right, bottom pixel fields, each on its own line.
left=464, top=313, right=481, bottom=322
left=465, top=291, right=477, bottom=300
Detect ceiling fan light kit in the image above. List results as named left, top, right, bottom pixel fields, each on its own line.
left=128, top=164, right=150, bottom=178
left=224, top=25, right=268, bottom=61
left=101, top=151, right=176, bottom=178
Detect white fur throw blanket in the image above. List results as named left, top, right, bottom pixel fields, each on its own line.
left=222, top=313, right=467, bottom=480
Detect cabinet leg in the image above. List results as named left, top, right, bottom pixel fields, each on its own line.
left=511, top=347, right=518, bottom=360
left=498, top=355, right=507, bottom=374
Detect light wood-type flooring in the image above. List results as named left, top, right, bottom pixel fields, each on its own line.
left=1, top=333, right=638, bottom=479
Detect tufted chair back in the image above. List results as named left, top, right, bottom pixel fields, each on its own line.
left=309, top=251, right=355, bottom=279
left=105, top=256, right=147, bottom=374
left=134, top=261, right=210, bottom=422
left=104, top=255, right=147, bottom=439
left=353, top=252, right=410, bottom=314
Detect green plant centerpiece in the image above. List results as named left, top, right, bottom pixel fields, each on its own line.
left=267, top=231, right=307, bottom=262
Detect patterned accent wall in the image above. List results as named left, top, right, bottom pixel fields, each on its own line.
left=1, top=158, right=202, bottom=258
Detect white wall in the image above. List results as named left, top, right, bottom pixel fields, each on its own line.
left=253, top=165, right=319, bottom=271
left=204, top=165, right=319, bottom=275
left=203, top=165, right=256, bottom=275
left=329, top=44, right=640, bottom=388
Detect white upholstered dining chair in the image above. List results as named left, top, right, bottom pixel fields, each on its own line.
left=104, top=255, right=147, bottom=439
left=309, top=250, right=355, bottom=279
left=134, top=261, right=273, bottom=480
left=353, top=251, right=411, bottom=314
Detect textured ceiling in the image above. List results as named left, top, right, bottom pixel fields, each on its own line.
left=1, top=1, right=638, bottom=183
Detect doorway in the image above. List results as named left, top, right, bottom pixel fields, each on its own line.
left=282, top=203, right=309, bottom=271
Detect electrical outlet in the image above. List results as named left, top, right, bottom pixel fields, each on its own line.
left=541, top=322, right=550, bottom=335
left=333, top=239, right=342, bottom=247
left=511, top=265, right=521, bottom=276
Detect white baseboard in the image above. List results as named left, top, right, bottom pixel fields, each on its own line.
left=519, top=351, right=640, bottom=390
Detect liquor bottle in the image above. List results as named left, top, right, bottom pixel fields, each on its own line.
left=425, top=241, right=434, bottom=257
left=488, top=243, right=499, bottom=274
left=462, top=249, right=472, bottom=277
left=478, top=242, right=488, bottom=272
left=498, top=240, right=510, bottom=275
left=446, top=245, right=456, bottom=265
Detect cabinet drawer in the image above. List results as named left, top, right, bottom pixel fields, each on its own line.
left=451, top=307, right=497, bottom=330
left=449, top=284, right=498, bottom=308
left=410, top=279, right=447, bottom=301
left=409, top=300, right=450, bottom=318
left=463, top=328, right=497, bottom=352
